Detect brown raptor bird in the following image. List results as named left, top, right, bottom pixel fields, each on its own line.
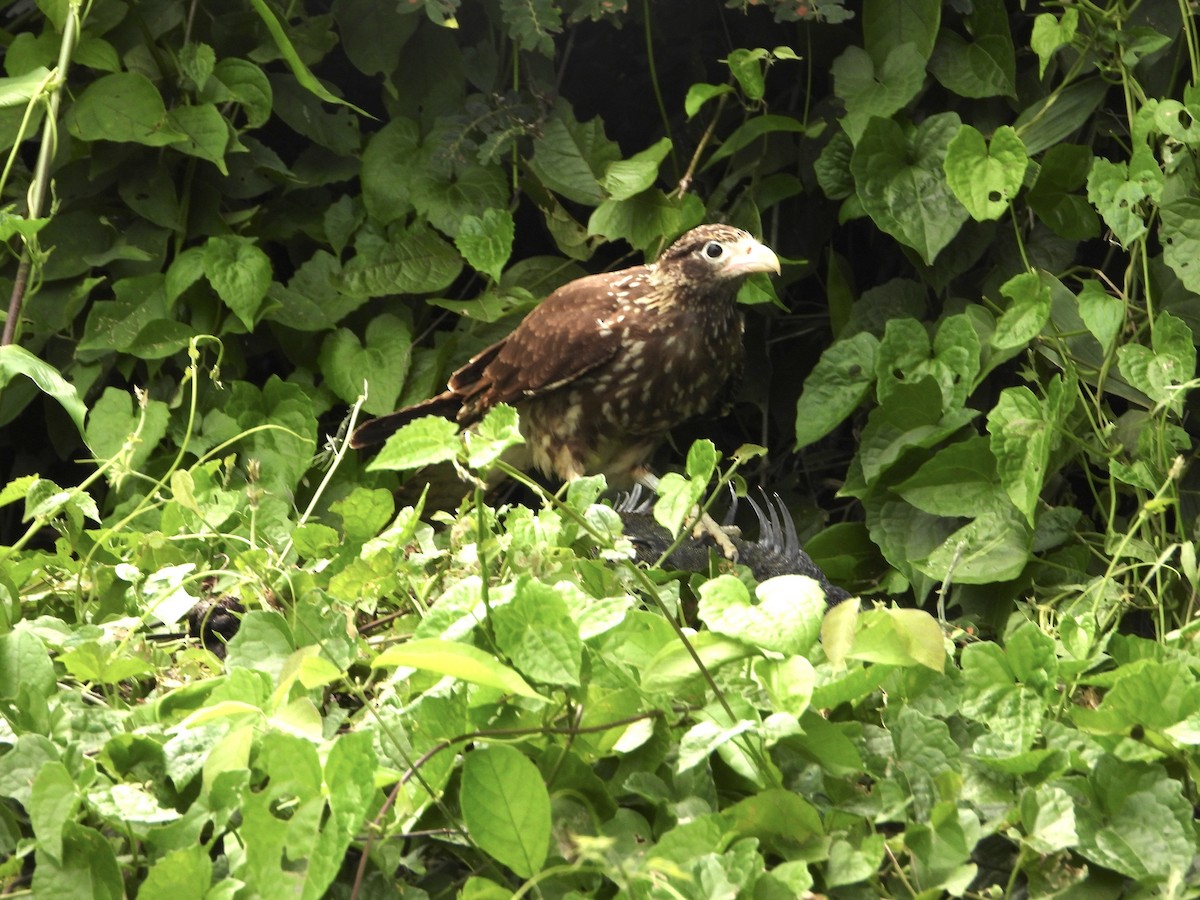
left=350, top=224, right=780, bottom=501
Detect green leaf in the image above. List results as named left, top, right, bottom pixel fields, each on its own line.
left=319, top=312, right=413, bottom=413
left=1087, top=157, right=1156, bottom=249
left=529, top=105, right=621, bottom=205
left=697, top=574, right=826, bottom=656
left=1027, top=143, right=1099, bottom=239
left=754, top=656, right=815, bottom=717
left=927, top=0, right=1015, bottom=98
left=138, top=846, right=213, bottom=900
left=32, top=823, right=123, bottom=900
left=492, top=578, right=583, bottom=687
left=1158, top=197, right=1200, bottom=293
left=65, top=72, right=184, bottom=146
left=1031, top=9, right=1079, bottom=77
left=850, top=608, right=946, bottom=671
left=794, top=332, right=879, bottom=448
left=30, top=762, right=78, bottom=863
left=373, top=638, right=546, bottom=699
left=858, top=377, right=977, bottom=485
left=851, top=113, right=969, bottom=265
left=863, top=0, right=939, bottom=65
left=202, top=237, right=272, bottom=330
left=726, top=48, right=768, bottom=100
left=588, top=189, right=705, bottom=251
left=684, top=82, right=733, bottom=118
left=464, top=403, right=524, bottom=470
left=1015, top=78, right=1107, bottom=155
left=206, top=58, right=273, bottom=128
left=460, top=745, right=551, bottom=877
left=832, top=44, right=927, bottom=143
left=0, top=67, right=52, bottom=107
left=367, top=416, right=461, bottom=471
left=919, top=500, right=1032, bottom=584
left=603, top=137, right=672, bottom=200
left=343, top=225, right=463, bottom=296
left=652, top=470, right=705, bottom=538
left=944, top=124, right=1027, bottom=221
left=85, top=387, right=170, bottom=470
left=246, top=0, right=371, bottom=116
left=455, top=208, right=515, bottom=282
left=499, top=0, right=560, bottom=56
left=987, top=377, right=1072, bottom=524
left=704, top=114, right=812, bottom=168
left=166, top=103, right=230, bottom=173
left=1076, top=281, right=1124, bottom=354
left=1116, top=311, right=1196, bottom=413
left=992, top=270, right=1051, bottom=350
left=894, top=436, right=1002, bottom=516
left=0, top=345, right=87, bottom=435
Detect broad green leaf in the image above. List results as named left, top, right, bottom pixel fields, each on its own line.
left=832, top=44, right=927, bottom=143
left=367, top=416, right=461, bottom=472
left=343, top=225, right=463, bottom=296
left=726, top=48, right=769, bottom=100
left=944, top=124, right=1027, bottom=221
left=1020, top=786, right=1077, bottom=855
left=603, top=137, right=672, bottom=200
left=166, top=103, right=229, bottom=173
left=588, top=189, right=705, bottom=251
left=1116, top=311, right=1195, bottom=413
left=863, top=0, right=940, bottom=65
left=1087, top=157, right=1155, bottom=248
left=1031, top=9, right=1079, bottom=77
left=850, top=607, right=945, bottom=671
left=373, top=638, right=545, bottom=700
left=684, top=82, right=732, bottom=118
left=499, top=0, right=559, bottom=55
left=1015, top=78, right=1107, bottom=155
left=894, top=436, right=1002, bottom=516
left=753, top=655, right=815, bottom=717
left=0, top=345, right=87, bottom=435
left=678, top=717, right=756, bottom=773
left=138, top=846, right=213, bottom=900
left=1158, top=197, right=1200, bottom=293
left=1076, top=281, right=1124, bottom=353
left=30, top=762, right=78, bottom=863
left=333, top=0, right=419, bottom=78
left=919, top=500, right=1032, bottom=584
left=529, top=105, right=621, bottom=205
left=992, top=270, right=1051, bottom=350
left=411, top=158, right=509, bottom=238
left=455, top=208, right=515, bottom=282
left=203, top=236, right=272, bottom=329
left=641, top=632, right=757, bottom=694
left=1027, top=143, right=1099, bottom=239
left=32, top=823, right=123, bottom=900
left=360, top=118, right=419, bottom=225
left=461, top=745, right=551, bottom=877
left=858, top=377, right=977, bottom=484
left=83, top=388, right=169, bottom=472
left=928, top=0, right=1016, bottom=99
left=318, top=312, right=413, bottom=413
left=987, top=377, right=1072, bottom=524
left=794, top=331, right=878, bottom=448
left=0, top=67, right=52, bottom=107
left=206, top=58, right=273, bottom=128
left=851, top=113, right=969, bottom=265
left=464, top=403, right=524, bottom=470
left=697, top=574, right=826, bottom=656
left=65, top=72, right=184, bottom=146
left=492, top=577, right=583, bottom=687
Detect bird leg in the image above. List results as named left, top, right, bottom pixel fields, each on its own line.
left=635, top=470, right=740, bottom=562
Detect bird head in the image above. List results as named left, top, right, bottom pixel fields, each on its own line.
left=655, top=225, right=781, bottom=292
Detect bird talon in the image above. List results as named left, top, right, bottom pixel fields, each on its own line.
left=693, top=512, right=740, bottom=562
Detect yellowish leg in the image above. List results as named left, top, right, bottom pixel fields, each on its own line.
left=635, top=470, right=740, bottom=562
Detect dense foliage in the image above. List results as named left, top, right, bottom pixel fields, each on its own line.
left=1, top=0, right=1199, bottom=895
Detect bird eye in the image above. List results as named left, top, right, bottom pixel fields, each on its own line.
left=702, top=241, right=724, bottom=260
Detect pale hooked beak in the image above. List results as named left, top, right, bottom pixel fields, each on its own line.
left=721, top=237, right=781, bottom=277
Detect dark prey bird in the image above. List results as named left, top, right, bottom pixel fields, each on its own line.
left=351, top=225, right=780, bottom=507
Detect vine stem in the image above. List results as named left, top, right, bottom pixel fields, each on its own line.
left=3, top=1, right=80, bottom=347
left=642, top=0, right=678, bottom=174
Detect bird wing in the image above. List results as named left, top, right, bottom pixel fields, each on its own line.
left=452, top=268, right=641, bottom=418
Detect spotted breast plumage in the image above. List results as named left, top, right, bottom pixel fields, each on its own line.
left=350, top=224, right=781, bottom=487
